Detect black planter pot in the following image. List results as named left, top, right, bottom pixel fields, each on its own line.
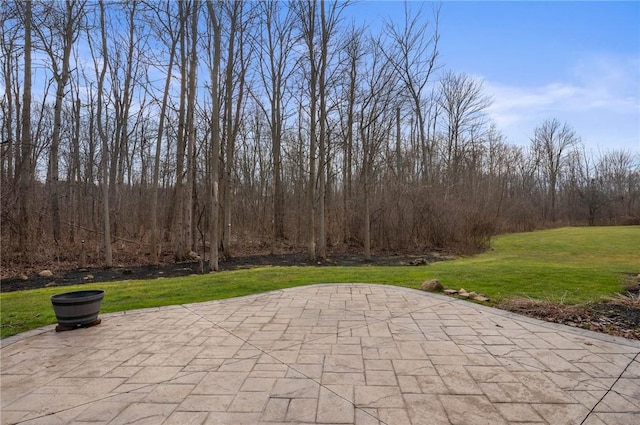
left=51, top=290, right=104, bottom=332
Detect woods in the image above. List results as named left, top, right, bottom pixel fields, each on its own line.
left=1, top=1, right=639, bottom=270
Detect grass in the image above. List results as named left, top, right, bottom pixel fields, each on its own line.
left=2, top=226, right=638, bottom=339
left=426, top=226, right=639, bottom=304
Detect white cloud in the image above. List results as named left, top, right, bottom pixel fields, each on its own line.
left=484, top=53, right=640, bottom=152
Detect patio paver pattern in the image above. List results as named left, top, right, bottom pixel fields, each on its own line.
left=1, top=284, right=639, bottom=425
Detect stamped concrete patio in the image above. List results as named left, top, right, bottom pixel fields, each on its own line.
left=1, top=284, right=639, bottom=425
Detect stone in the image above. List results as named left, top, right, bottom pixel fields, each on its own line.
left=39, top=270, right=53, bottom=278
left=45, top=282, right=57, bottom=287
left=20, top=274, right=28, bottom=281
left=468, top=292, right=478, bottom=299
left=84, top=274, right=94, bottom=280
left=187, top=251, right=201, bottom=260
left=420, top=280, right=443, bottom=292
left=457, top=292, right=469, bottom=299
left=444, top=289, right=458, bottom=295
left=473, top=295, right=490, bottom=302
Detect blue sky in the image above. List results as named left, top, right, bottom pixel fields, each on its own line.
left=346, top=1, right=640, bottom=154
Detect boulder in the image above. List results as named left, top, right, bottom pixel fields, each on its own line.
left=187, top=251, right=202, bottom=261
left=420, top=279, right=443, bottom=292
left=39, top=270, right=53, bottom=278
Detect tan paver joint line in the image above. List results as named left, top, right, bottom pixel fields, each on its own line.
left=182, top=297, right=358, bottom=362
left=579, top=350, right=640, bottom=425
left=182, top=287, right=444, bottom=424
left=295, top=284, right=454, bottom=341
left=7, top=379, right=166, bottom=425
left=2, top=305, right=255, bottom=423
left=180, top=302, right=383, bottom=422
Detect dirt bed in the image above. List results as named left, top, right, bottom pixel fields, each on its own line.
left=499, top=297, right=640, bottom=340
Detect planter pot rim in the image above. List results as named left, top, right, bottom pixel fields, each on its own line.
left=51, top=289, right=104, bottom=301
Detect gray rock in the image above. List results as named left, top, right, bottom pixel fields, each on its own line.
left=420, top=279, right=443, bottom=292
left=473, top=295, right=490, bottom=302
left=444, top=289, right=458, bottom=295
left=39, top=270, right=53, bottom=278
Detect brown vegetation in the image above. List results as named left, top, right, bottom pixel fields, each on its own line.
left=500, top=296, right=640, bottom=341
left=1, top=1, right=639, bottom=275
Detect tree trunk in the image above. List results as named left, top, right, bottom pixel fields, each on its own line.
left=363, top=126, right=371, bottom=261
left=151, top=2, right=178, bottom=265
left=97, top=0, right=112, bottom=267
left=396, top=106, right=402, bottom=178
left=317, top=0, right=328, bottom=260
left=70, top=97, right=81, bottom=243
left=185, top=0, right=199, bottom=256
left=302, top=1, right=317, bottom=261
left=207, top=0, right=222, bottom=271
left=173, top=1, right=188, bottom=260
left=222, top=2, right=240, bottom=258
left=18, top=0, right=33, bottom=252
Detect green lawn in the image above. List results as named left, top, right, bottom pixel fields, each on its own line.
left=2, top=226, right=638, bottom=339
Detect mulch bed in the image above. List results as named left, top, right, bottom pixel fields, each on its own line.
left=0, top=253, right=441, bottom=293
left=499, top=297, right=640, bottom=340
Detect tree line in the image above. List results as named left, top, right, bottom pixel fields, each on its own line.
left=1, top=0, right=638, bottom=270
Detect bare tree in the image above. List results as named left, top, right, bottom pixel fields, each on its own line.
left=0, top=6, right=19, bottom=195
left=33, top=0, right=85, bottom=245
left=18, top=0, right=33, bottom=252
left=338, top=25, right=364, bottom=244
left=316, top=0, right=345, bottom=259
left=437, top=71, right=492, bottom=186
left=531, top=118, right=580, bottom=222
left=184, top=0, right=199, bottom=255
left=358, top=37, right=398, bottom=259
left=254, top=0, right=296, bottom=246
left=148, top=0, right=180, bottom=264
left=293, top=0, right=319, bottom=260
left=221, top=1, right=250, bottom=258
left=103, top=1, right=141, bottom=240
left=94, top=0, right=112, bottom=266
left=382, top=1, right=439, bottom=182
left=165, top=0, right=204, bottom=260
left=206, top=0, right=221, bottom=270
left=596, top=149, right=639, bottom=220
